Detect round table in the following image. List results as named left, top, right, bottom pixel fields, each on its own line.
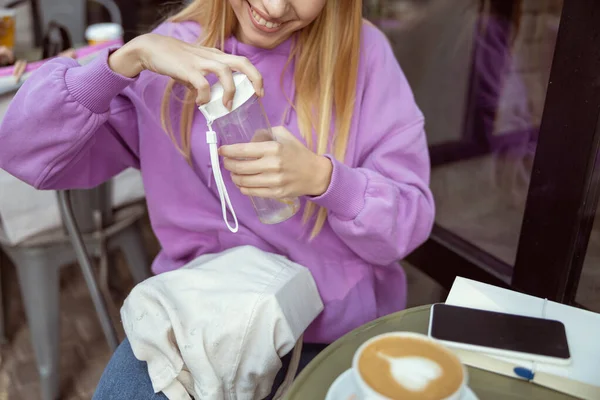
left=285, top=305, right=575, bottom=399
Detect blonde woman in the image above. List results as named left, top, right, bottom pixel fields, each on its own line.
left=0, top=0, right=434, bottom=398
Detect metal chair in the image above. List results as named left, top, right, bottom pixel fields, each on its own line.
left=0, top=182, right=150, bottom=400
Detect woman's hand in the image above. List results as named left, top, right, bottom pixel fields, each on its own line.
left=108, top=33, right=263, bottom=107
left=0, top=46, right=14, bottom=66
left=220, top=126, right=333, bottom=199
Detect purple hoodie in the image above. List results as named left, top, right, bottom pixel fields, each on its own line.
left=0, top=21, right=434, bottom=343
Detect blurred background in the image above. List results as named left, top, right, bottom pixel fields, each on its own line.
left=2, top=0, right=600, bottom=399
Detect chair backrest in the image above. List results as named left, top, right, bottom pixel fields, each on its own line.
left=34, top=0, right=123, bottom=45
left=35, top=0, right=86, bottom=45
left=90, top=0, right=122, bottom=26
left=41, top=20, right=71, bottom=59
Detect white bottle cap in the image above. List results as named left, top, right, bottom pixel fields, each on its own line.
left=198, top=73, right=256, bottom=121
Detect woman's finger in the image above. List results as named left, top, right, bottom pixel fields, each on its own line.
left=220, top=141, right=281, bottom=159
left=188, top=73, right=211, bottom=105
left=239, top=186, right=287, bottom=199
left=0, top=46, right=14, bottom=65
left=199, top=59, right=235, bottom=109
left=203, top=47, right=225, bottom=55
left=59, top=48, right=77, bottom=59
left=219, top=54, right=264, bottom=97
left=223, top=157, right=280, bottom=175
left=231, top=173, right=284, bottom=189
left=13, top=60, right=27, bottom=82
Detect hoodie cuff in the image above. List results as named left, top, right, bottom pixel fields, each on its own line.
left=310, top=155, right=367, bottom=220
left=65, top=48, right=137, bottom=114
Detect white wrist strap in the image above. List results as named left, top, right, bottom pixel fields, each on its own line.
left=206, top=129, right=238, bottom=233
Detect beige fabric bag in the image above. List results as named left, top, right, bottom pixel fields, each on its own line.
left=121, top=246, right=324, bottom=400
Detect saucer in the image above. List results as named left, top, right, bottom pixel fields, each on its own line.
left=325, top=369, right=479, bottom=400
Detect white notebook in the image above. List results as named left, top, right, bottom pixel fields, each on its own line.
left=445, top=277, right=600, bottom=397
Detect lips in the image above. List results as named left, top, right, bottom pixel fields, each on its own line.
left=247, top=1, right=284, bottom=32
left=250, top=8, right=281, bottom=29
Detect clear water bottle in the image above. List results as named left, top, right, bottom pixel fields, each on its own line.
left=199, top=73, right=300, bottom=232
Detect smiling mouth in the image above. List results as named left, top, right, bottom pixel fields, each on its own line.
left=247, top=1, right=284, bottom=32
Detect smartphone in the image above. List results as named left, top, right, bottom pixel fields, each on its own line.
left=428, top=303, right=571, bottom=365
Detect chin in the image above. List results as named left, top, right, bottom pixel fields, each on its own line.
left=243, top=33, right=282, bottom=48
left=238, top=26, right=289, bottom=49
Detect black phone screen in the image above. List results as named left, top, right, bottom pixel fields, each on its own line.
left=430, top=304, right=570, bottom=359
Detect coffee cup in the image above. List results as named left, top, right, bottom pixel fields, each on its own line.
left=85, top=23, right=123, bottom=45
left=352, top=332, right=467, bottom=400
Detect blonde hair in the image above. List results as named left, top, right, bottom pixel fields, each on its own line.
left=161, top=0, right=362, bottom=238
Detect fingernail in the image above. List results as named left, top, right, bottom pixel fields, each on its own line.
left=226, top=100, right=233, bottom=110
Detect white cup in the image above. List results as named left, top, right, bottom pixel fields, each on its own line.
left=351, top=332, right=468, bottom=400
left=85, top=22, right=123, bottom=45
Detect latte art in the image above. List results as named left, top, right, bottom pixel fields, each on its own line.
left=357, top=336, right=464, bottom=400
left=376, top=353, right=443, bottom=392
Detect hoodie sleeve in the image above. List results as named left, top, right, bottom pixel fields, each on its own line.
left=0, top=48, right=140, bottom=190
left=310, top=26, right=435, bottom=266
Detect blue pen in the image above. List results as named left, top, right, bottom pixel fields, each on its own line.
left=513, top=367, right=535, bottom=381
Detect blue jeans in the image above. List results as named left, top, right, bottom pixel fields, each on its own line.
left=93, top=339, right=327, bottom=399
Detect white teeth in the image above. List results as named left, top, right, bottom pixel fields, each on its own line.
left=250, top=8, right=281, bottom=29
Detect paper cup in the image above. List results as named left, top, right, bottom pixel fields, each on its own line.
left=85, top=23, right=123, bottom=45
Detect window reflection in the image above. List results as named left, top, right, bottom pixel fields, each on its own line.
left=365, top=0, right=562, bottom=266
